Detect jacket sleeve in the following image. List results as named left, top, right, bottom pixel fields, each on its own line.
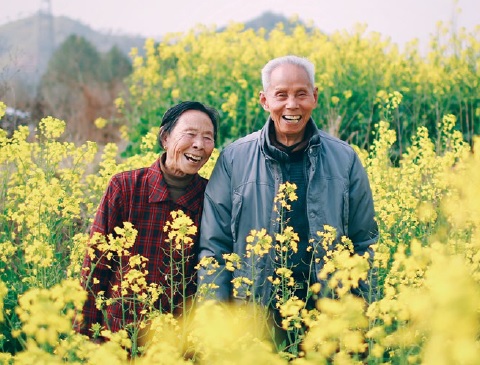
left=348, top=152, right=379, bottom=251
left=197, top=151, right=234, bottom=301
left=348, top=152, right=379, bottom=301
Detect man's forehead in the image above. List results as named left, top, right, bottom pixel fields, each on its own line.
left=267, top=83, right=314, bottom=93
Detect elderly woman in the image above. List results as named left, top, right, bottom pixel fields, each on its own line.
left=78, top=101, right=218, bottom=340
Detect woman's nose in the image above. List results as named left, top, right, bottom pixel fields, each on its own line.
left=192, top=136, right=204, bottom=149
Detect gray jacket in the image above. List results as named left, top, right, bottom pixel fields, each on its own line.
left=198, top=119, right=378, bottom=305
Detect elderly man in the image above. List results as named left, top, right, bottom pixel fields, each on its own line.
left=198, top=55, right=378, bottom=316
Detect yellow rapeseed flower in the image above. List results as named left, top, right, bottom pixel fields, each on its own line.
left=38, top=116, right=66, bottom=139
left=94, top=117, right=108, bottom=129
left=0, top=101, right=6, bottom=118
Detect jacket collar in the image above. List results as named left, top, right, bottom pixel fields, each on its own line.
left=261, top=118, right=321, bottom=160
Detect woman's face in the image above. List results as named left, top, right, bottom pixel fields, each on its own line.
left=162, top=109, right=215, bottom=176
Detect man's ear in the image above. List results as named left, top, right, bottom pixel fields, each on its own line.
left=259, top=91, right=268, bottom=110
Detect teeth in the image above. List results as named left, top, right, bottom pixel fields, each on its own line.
left=284, top=115, right=301, bottom=121
left=185, top=153, right=201, bottom=162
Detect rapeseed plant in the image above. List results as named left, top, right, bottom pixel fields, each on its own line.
left=0, top=101, right=6, bottom=118
left=81, top=222, right=167, bottom=356
left=163, top=210, right=197, bottom=320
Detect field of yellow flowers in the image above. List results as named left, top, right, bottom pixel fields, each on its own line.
left=120, top=19, right=479, bottom=157
left=1, top=19, right=480, bottom=364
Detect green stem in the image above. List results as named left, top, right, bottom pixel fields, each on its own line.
left=169, top=242, right=174, bottom=312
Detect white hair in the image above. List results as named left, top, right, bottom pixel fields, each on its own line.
left=261, top=55, right=315, bottom=91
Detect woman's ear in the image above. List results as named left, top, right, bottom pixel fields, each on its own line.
left=160, top=129, right=168, bottom=150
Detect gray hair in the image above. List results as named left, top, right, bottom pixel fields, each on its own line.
left=261, top=55, right=315, bottom=91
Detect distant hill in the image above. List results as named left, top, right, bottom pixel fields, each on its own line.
left=0, top=14, right=147, bottom=52
left=243, top=11, right=313, bottom=33
left=218, top=11, right=314, bottom=34
left=0, top=11, right=312, bottom=80
left=0, top=13, right=146, bottom=82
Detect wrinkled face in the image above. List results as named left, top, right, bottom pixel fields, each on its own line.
left=162, top=110, right=215, bottom=176
left=260, top=63, right=318, bottom=146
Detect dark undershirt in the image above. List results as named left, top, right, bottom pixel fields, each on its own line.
left=159, top=153, right=194, bottom=202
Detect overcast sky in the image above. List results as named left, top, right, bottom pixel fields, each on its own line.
left=2, top=0, right=479, bottom=50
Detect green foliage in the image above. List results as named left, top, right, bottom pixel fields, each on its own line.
left=99, top=46, right=133, bottom=83
left=39, top=35, right=133, bottom=91
left=45, top=34, right=102, bottom=83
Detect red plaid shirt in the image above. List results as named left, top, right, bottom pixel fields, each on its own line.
left=78, top=157, right=207, bottom=337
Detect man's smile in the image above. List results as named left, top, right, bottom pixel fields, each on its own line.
left=283, top=115, right=302, bottom=123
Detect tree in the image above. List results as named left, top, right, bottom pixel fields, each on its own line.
left=35, top=35, right=132, bottom=144
left=99, top=45, right=132, bottom=83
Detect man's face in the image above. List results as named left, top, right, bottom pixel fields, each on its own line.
left=162, top=110, right=215, bottom=176
left=260, top=63, right=318, bottom=146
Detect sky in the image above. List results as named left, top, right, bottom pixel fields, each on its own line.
left=1, top=0, right=479, bottom=51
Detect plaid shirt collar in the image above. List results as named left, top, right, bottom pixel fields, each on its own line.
left=147, top=158, right=206, bottom=213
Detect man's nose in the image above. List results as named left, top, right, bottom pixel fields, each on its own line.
left=286, top=96, right=299, bottom=108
